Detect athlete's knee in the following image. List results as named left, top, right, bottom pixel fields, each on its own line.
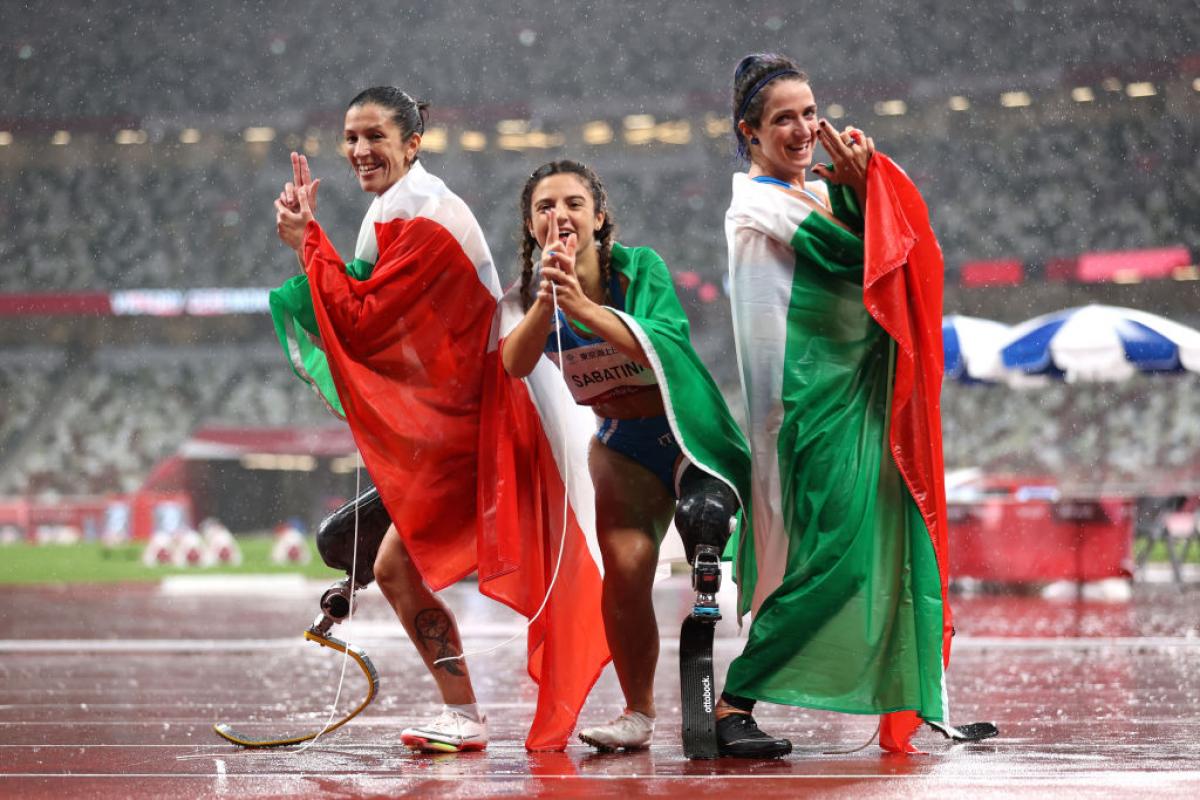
left=674, top=468, right=738, bottom=563
left=315, top=484, right=392, bottom=586
left=599, top=533, right=658, bottom=586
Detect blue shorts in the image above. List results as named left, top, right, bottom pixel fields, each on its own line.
left=595, top=415, right=687, bottom=497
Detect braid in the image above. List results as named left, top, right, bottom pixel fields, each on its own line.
left=596, top=215, right=616, bottom=305
left=518, top=231, right=537, bottom=311
left=518, top=160, right=619, bottom=308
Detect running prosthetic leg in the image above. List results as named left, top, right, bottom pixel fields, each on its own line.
left=314, top=484, right=392, bottom=584
left=926, top=719, right=1000, bottom=742
left=676, top=469, right=738, bottom=759
left=213, top=487, right=392, bottom=748
left=680, top=544, right=722, bottom=759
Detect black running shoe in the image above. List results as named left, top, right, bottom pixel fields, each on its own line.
left=716, top=713, right=792, bottom=759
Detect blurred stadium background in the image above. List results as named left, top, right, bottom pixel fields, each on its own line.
left=1, top=1, right=1198, bottom=572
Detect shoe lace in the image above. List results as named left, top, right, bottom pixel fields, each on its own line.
left=431, top=709, right=465, bottom=736
left=610, top=711, right=649, bottom=735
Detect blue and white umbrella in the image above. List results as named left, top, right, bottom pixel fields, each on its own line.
left=943, top=315, right=1013, bottom=383
left=1000, top=304, right=1200, bottom=382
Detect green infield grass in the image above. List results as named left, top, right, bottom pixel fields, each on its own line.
left=0, top=536, right=342, bottom=586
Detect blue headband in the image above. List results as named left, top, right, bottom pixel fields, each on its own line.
left=735, top=68, right=801, bottom=125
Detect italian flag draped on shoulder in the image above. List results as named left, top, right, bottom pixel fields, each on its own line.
left=268, top=162, right=609, bottom=751
left=723, top=155, right=952, bottom=749
left=607, top=243, right=751, bottom=513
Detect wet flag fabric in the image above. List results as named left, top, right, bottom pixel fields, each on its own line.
left=605, top=243, right=752, bottom=519
left=722, top=155, right=951, bottom=750
left=268, top=162, right=608, bottom=751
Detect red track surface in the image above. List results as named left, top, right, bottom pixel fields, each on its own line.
left=2, top=576, right=1199, bottom=798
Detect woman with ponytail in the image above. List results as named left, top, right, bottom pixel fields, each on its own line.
left=718, top=53, right=956, bottom=755
left=501, top=160, right=753, bottom=754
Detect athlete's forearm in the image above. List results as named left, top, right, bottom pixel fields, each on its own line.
left=571, top=303, right=650, bottom=369
left=501, top=300, right=555, bottom=378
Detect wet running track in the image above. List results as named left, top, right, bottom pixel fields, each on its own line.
left=2, top=574, right=1198, bottom=798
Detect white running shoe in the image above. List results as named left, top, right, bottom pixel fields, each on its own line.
left=400, top=708, right=488, bottom=753
left=578, top=709, right=655, bottom=752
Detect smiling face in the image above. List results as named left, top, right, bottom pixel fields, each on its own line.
left=343, top=103, right=421, bottom=195
left=741, top=78, right=818, bottom=184
left=527, top=173, right=605, bottom=253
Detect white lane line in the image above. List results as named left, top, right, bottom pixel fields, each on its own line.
left=2, top=635, right=1199, bottom=654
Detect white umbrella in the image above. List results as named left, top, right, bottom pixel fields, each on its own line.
left=1000, top=304, right=1200, bottom=382
left=943, top=315, right=1013, bottom=383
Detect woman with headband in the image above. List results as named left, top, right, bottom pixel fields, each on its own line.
left=717, top=53, right=956, bottom=756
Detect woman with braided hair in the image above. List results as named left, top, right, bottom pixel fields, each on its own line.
left=501, top=160, right=758, bottom=753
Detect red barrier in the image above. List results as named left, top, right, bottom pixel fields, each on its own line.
left=1076, top=246, right=1191, bottom=283
left=959, top=259, right=1023, bottom=287
left=949, top=497, right=1133, bottom=582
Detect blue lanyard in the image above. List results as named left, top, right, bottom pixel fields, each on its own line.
left=752, top=175, right=825, bottom=206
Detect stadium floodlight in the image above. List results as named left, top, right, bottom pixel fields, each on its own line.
left=459, top=131, right=487, bottom=152
left=421, top=127, right=448, bottom=153
left=115, top=129, right=147, bottom=145
left=826, top=104, right=845, bottom=119
left=241, top=453, right=317, bottom=471
left=330, top=455, right=359, bottom=474
left=624, top=115, right=656, bottom=146
left=1101, top=77, right=1122, bottom=92
left=1071, top=87, right=1095, bottom=103
left=703, top=114, right=730, bottom=138
left=496, top=119, right=529, bottom=135
left=874, top=100, right=907, bottom=116
left=498, top=130, right=562, bottom=150
left=243, top=127, right=276, bottom=143
left=948, top=96, right=970, bottom=111
left=1125, top=82, right=1156, bottom=98
left=0, top=132, right=12, bottom=146
left=583, top=121, right=614, bottom=145
left=655, top=121, right=691, bottom=145
left=51, top=130, right=70, bottom=145
left=179, top=128, right=201, bottom=144
left=1000, top=91, right=1032, bottom=108
left=526, top=131, right=564, bottom=149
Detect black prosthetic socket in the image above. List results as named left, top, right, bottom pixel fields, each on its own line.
left=674, top=467, right=739, bottom=564
left=720, top=692, right=756, bottom=713
left=315, top=484, right=392, bottom=586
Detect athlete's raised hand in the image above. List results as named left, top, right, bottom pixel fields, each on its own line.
left=278, top=152, right=321, bottom=216
left=812, top=119, right=873, bottom=205
left=275, top=181, right=315, bottom=255
left=538, top=210, right=587, bottom=313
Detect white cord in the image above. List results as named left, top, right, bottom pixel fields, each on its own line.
left=292, top=450, right=362, bottom=753
left=435, top=281, right=572, bottom=666
left=176, top=452, right=364, bottom=763
left=821, top=721, right=881, bottom=755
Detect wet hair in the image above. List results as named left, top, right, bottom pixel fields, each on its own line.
left=347, top=86, right=429, bottom=162
left=731, top=53, right=808, bottom=161
left=517, top=160, right=617, bottom=311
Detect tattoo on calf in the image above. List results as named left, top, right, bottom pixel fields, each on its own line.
left=414, top=608, right=466, bottom=676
